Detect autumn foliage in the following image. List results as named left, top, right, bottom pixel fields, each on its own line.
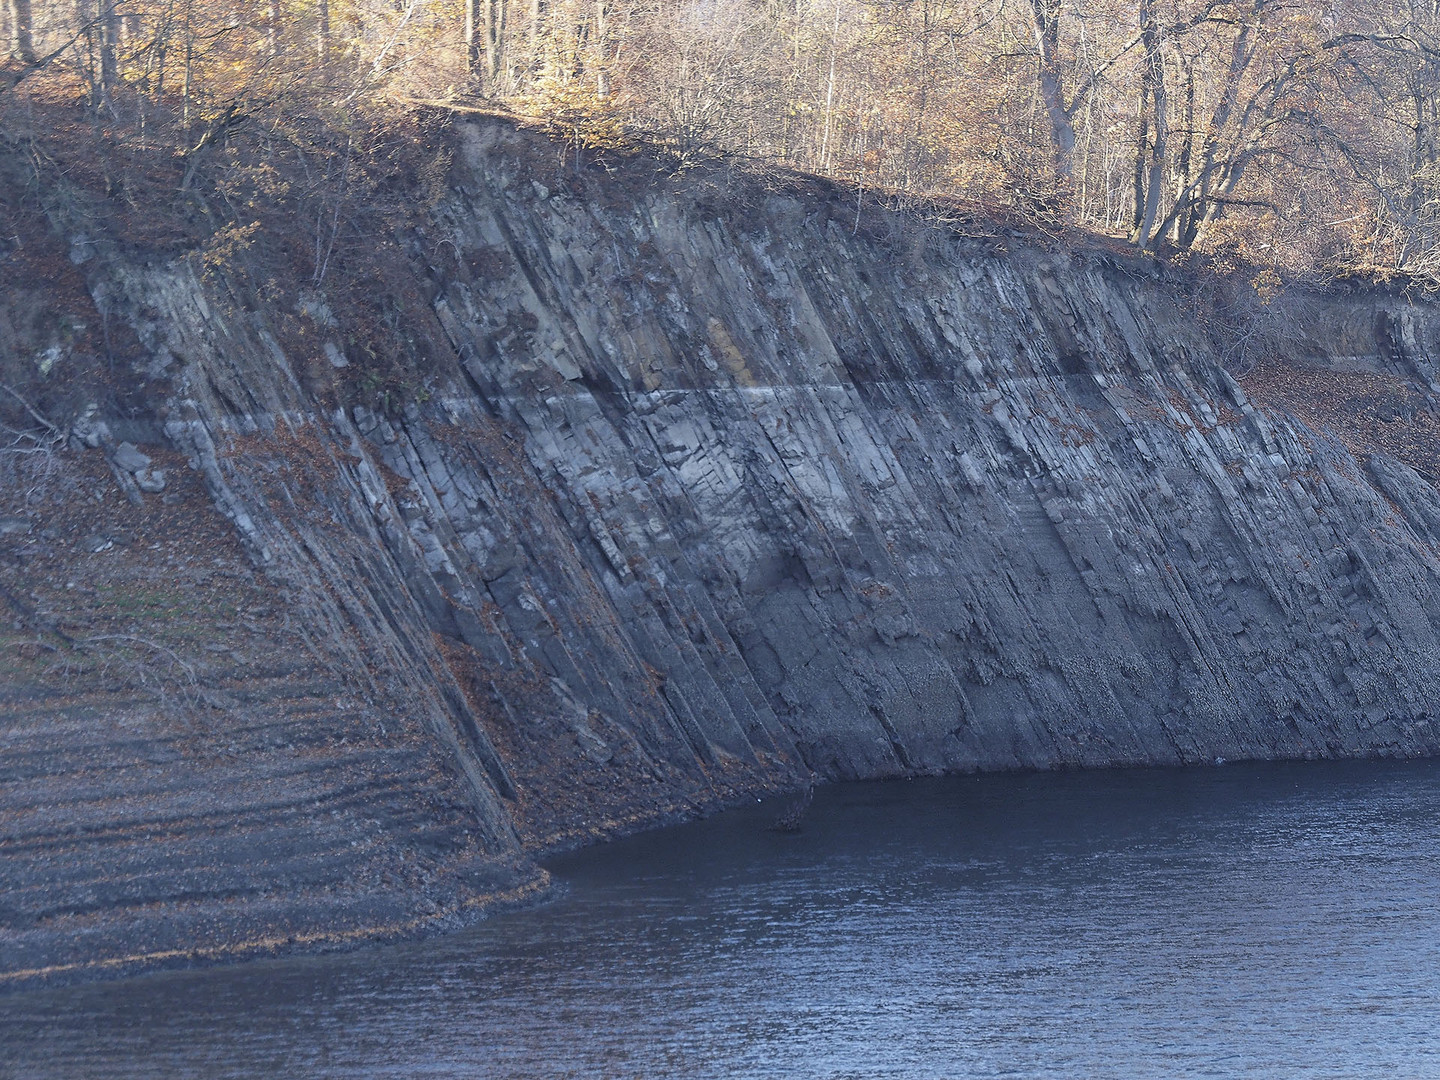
left=4, top=0, right=1440, bottom=286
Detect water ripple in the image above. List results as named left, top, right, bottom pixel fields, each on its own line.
left=8, top=759, right=1440, bottom=1078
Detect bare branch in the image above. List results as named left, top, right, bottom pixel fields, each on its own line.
left=0, top=384, right=62, bottom=437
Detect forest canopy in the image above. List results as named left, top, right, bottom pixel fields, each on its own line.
left=4, top=0, right=1440, bottom=286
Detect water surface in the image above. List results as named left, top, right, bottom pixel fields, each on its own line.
left=7, top=759, right=1440, bottom=1078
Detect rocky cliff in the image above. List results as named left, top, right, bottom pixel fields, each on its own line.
left=7, top=115, right=1440, bottom=987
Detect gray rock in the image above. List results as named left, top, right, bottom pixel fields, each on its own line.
left=68, top=233, right=94, bottom=264
left=574, top=725, right=613, bottom=764
left=111, top=441, right=152, bottom=473
left=0, top=516, right=34, bottom=536
left=135, top=468, right=167, bottom=493
left=80, top=534, right=113, bottom=553
left=71, top=408, right=112, bottom=449
left=119, top=126, right=1440, bottom=800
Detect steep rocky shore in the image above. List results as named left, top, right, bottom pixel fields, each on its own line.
left=7, top=115, right=1440, bottom=988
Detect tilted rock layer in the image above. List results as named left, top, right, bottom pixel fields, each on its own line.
left=7, top=116, right=1440, bottom=985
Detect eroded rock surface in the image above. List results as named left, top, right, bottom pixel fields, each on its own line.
left=8, top=116, right=1440, bottom=986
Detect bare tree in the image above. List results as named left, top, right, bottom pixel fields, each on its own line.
left=1028, top=0, right=1076, bottom=178
left=7, top=0, right=35, bottom=63
left=1130, top=0, right=1169, bottom=243
left=316, top=0, right=329, bottom=68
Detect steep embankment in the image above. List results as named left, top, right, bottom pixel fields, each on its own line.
left=7, top=115, right=1440, bottom=987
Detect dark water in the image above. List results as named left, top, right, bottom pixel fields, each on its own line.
left=7, top=760, right=1440, bottom=1079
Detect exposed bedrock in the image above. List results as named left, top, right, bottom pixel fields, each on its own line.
left=250, top=118, right=1440, bottom=779
left=9, top=116, right=1440, bottom=984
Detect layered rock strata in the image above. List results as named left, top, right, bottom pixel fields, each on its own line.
left=7, top=116, right=1440, bottom=986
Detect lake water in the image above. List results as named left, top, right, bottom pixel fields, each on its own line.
left=6, top=759, right=1440, bottom=1078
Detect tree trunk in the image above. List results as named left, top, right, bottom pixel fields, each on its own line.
left=528, top=0, right=544, bottom=84
left=592, top=0, right=606, bottom=97
left=1130, top=93, right=1149, bottom=236
left=153, top=11, right=166, bottom=101
left=182, top=0, right=193, bottom=125
left=1166, top=56, right=1197, bottom=247
left=317, top=0, right=329, bottom=69
left=465, top=0, right=481, bottom=77
left=485, top=0, right=503, bottom=84
left=99, top=0, right=119, bottom=98
left=1028, top=0, right=1076, bottom=180
left=819, top=0, right=840, bottom=172
left=1131, top=0, right=1168, bottom=248
left=7, top=0, right=35, bottom=64
left=1168, top=22, right=1254, bottom=249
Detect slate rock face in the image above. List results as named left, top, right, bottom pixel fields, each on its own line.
left=138, top=120, right=1440, bottom=804
left=11, top=116, right=1440, bottom=985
